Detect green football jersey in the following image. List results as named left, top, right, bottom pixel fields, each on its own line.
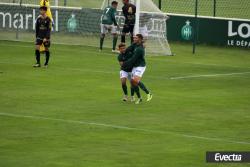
left=118, top=51, right=133, bottom=72
left=101, top=6, right=118, bottom=25
left=123, top=44, right=146, bottom=68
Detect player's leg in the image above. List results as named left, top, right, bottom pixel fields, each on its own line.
left=100, top=24, right=107, bottom=51
left=129, top=25, right=135, bottom=44
left=121, top=78, right=128, bottom=101
left=113, top=34, right=118, bottom=51
left=133, top=67, right=150, bottom=95
left=44, top=48, right=50, bottom=67
left=120, top=70, right=129, bottom=101
left=33, top=39, right=42, bottom=67
left=112, top=34, right=118, bottom=51
left=121, top=25, right=128, bottom=43
left=132, top=67, right=153, bottom=102
left=131, top=68, right=142, bottom=104
left=121, top=33, right=126, bottom=43
left=34, top=45, right=41, bottom=67
left=130, top=86, right=135, bottom=102
left=128, top=72, right=135, bottom=102
left=138, top=81, right=151, bottom=96
left=100, top=33, right=105, bottom=50
left=131, top=67, right=145, bottom=86
left=44, top=40, right=51, bottom=67
left=111, top=26, right=118, bottom=52
left=133, top=85, right=142, bottom=104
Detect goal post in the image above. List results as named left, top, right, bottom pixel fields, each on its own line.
left=134, top=0, right=140, bottom=35
left=0, top=0, right=172, bottom=55
left=102, top=0, right=172, bottom=56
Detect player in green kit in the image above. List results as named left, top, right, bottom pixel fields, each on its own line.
left=100, top=1, right=119, bottom=53
left=122, top=34, right=153, bottom=104
left=117, top=43, right=135, bottom=102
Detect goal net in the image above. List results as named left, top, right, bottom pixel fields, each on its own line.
left=102, top=0, right=172, bottom=56
left=0, top=0, right=172, bottom=55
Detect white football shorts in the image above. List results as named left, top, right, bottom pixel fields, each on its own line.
left=101, top=24, right=117, bottom=34
left=120, top=70, right=132, bottom=80
left=132, top=66, right=146, bottom=78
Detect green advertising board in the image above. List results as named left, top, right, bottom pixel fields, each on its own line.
left=167, top=14, right=250, bottom=48
left=0, top=4, right=102, bottom=33
left=1, top=3, right=249, bottom=48
left=0, top=3, right=168, bottom=43
left=0, top=4, right=165, bottom=34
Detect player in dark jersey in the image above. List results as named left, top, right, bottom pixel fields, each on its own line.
left=117, top=43, right=135, bottom=102
left=122, top=34, right=153, bottom=104
left=33, top=6, right=51, bottom=68
left=121, top=0, right=136, bottom=44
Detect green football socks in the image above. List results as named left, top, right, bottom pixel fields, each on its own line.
left=113, top=35, right=118, bottom=50
left=138, top=81, right=150, bottom=94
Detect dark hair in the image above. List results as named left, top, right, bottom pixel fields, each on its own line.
left=118, top=43, right=126, bottom=48
left=112, top=1, right=118, bottom=5
left=40, top=6, right=47, bottom=11
left=136, top=34, right=144, bottom=40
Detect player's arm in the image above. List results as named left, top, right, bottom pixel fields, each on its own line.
left=45, top=18, right=51, bottom=40
left=117, top=54, right=123, bottom=66
left=133, top=5, right=136, bottom=14
left=111, top=10, right=118, bottom=26
left=122, top=48, right=142, bottom=67
left=122, top=6, right=126, bottom=17
left=35, top=18, right=39, bottom=38
left=126, top=44, right=136, bottom=53
left=122, top=6, right=129, bottom=21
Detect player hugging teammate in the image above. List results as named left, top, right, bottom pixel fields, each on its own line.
left=118, top=43, right=135, bottom=102
left=118, top=34, right=153, bottom=104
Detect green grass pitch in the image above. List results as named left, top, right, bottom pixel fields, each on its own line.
left=0, top=40, right=250, bottom=167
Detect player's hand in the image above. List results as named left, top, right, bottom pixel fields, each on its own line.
left=43, top=38, right=47, bottom=42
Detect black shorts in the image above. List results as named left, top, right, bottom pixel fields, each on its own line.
left=122, top=24, right=134, bottom=34
left=35, top=38, right=51, bottom=48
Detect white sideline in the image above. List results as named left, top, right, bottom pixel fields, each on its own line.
left=0, top=112, right=249, bottom=145
left=1, top=61, right=250, bottom=80
left=148, top=58, right=250, bottom=69
left=170, top=72, right=250, bottom=80
left=1, top=43, right=250, bottom=70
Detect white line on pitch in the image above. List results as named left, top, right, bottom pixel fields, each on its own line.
left=148, top=58, right=250, bottom=69
left=1, top=43, right=250, bottom=69
left=0, top=112, right=249, bottom=145
left=1, top=61, right=250, bottom=80
left=170, top=71, right=250, bottom=80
